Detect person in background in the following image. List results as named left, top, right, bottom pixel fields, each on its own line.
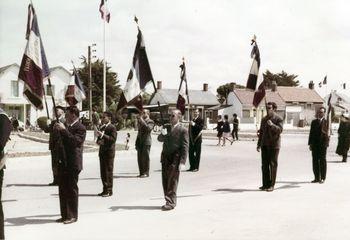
left=214, top=115, right=224, bottom=146
left=188, top=108, right=204, bottom=172
left=336, top=113, right=350, bottom=162
left=222, top=115, right=233, bottom=146
left=232, top=113, right=239, bottom=141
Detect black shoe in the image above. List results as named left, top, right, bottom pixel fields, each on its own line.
left=319, top=179, right=325, bottom=184
left=48, top=182, right=58, bottom=186
left=63, top=218, right=77, bottom=224
left=192, top=169, right=199, bottom=172
left=98, top=191, right=107, bottom=196
left=186, top=169, right=193, bottom=172
left=55, top=218, right=65, bottom=223
left=161, top=205, right=174, bottom=211
left=101, top=192, right=113, bottom=197
left=266, top=187, right=274, bottom=192
left=311, top=179, right=320, bottom=183
left=139, top=174, right=149, bottom=178
left=259, top=186, right=268, bottom=190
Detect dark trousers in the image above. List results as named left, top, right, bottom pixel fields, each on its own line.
left=162, top=160, right=180, bottom=208
left=0, top=169, right=4, bottom=239
left=189, top=140, right=202, bottom=170
left=261, top=146, right=279, bottom=188
left=50, top=150, right=59, bottom=183
left=99, top=151, right=115, bottom=193
left=137, top=145, right=151, bottom=175
left=232, top=130, right=239, bottom=140
left=312, top=146, right=327, bottom=180
left=58, top=168, right=80, bottom=220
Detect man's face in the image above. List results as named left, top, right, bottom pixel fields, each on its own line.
left=141, top=110, right=149, bottom=120
left=54, top=108, right=64, bottom=118
left=101, top=114, right=110, bottom=124
left=318, top=108, right=325, bottom=118
left=170, top=111, right=180, bottom=125
left=193, top=110, right=199, bottom=118
left=267, top=104, right=275, bottom=117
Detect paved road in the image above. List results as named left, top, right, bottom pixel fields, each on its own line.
left=3, top=133, right=350, bottom=239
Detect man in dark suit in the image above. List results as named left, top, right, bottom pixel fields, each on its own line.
left=232, top=113, right=239, bottom=141
left=43, top=106, right=65, bottom=186
left=188, top=108, right=204, bottom=172
left=0, top=107, right=12, bottom=240
left=54, top=106, right=86, bottom=224
left=135, top=109, right=154, bottom=178
left=308, top=106, right=329, bottom=183
left=96, top=111, right=117, bottom=197
left=158, top=109, right=189, bottom=211
left=257, top=102, right=283, bottom=192
left=336, top=113, right=350, bottom=162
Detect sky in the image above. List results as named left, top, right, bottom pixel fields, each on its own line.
left=0, top=0, right=349, bottom=97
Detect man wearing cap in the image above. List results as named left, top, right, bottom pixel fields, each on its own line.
left=0, top=107, right=12, bottom=239
left=43, top=106, right=66, bottom=186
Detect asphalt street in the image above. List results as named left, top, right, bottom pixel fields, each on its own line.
left=3, top=132, right=350, bottom=240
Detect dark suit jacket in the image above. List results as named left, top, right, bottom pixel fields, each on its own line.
left=158, top=124, right=189, bottom=165
left=257, top=113, right=283, bottom=149
left=60, top=121, right=86, bottom=171
left=232, top=118, right=239, bottom=131
left=43, top=117, right=65, bottom=151
left=136, top=118, right=154, bottom=148
left=190, top=117, right=204, bottom=143
left=97, top=123, right=117, bottom=154
left=308, top=118, right=329, bottom=148
left=0, top=109, right=12, bottom=167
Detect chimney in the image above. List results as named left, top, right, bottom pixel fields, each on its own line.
left=203, top=83, right=208, bottom=92
left=230, top=82, right=236, bottom=92
left=308, top=81, right=314, bottom=90
left=157, top=81, right=162, bottom=90
left=271, top=81, right=277, bottom=92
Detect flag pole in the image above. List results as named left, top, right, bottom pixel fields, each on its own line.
left=102, top=1, right=107, bottom=111
left=42, top=86, right=50, bottom=119
left=183, top=57, right=191, bottom=122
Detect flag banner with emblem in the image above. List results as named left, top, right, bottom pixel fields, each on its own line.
left=246, top=38, right=260, bottom=91
left=253, top=80, right=266, bottom=108
left=176, top=61, right=188, bottom=115
left=99, top=0, right=110, bottom=23
left=65, top=66, right=86, bottom=106
left=117, top=26, right=154, bottom=111
left=18, top=4, right=50, bottom=110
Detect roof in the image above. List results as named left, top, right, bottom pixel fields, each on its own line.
left=49, top=66, right=71, bottom=75
left=277, top=86, right=324, bottom=103
left=233, top=89, right=286, bottom=108
left=0, top=63, right=19, bottom=74
left=150, top=89, right=220, bottom=106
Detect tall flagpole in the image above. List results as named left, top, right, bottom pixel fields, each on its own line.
left=103, top=4, right=106, bottom=112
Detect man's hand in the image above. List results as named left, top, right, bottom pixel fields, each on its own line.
left=191, top=121, right=195, bottom=126
left=309, top=145, right=312, bottom=151
left=96, top=131, right=103, bottom=137
left=257, top=146, right=261, bottom=152
left=267, top=120, right=273, bottom=126
left=55, top=122, right=65, bottom=130
left=47, top=119, right=51, bottom=126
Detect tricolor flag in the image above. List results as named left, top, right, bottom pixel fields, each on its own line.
left=18, top=4, right=50, bottom=110
left=176, top=60, right=188, bottom=115
left=246, top=35, right=261, bottom=91
left=117, top=25, right=154, bottom=111
left=99, top=0, right=110, bottom=23
left=65, top=65, right=86, bottom=106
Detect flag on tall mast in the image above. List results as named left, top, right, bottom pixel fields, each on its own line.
left=18, top=3, right=50, bottom=110
left=117, top=17, right=154, bottom=111
left=99, top=0, right=110, bottom=111
left=176, top=58, right=189, bottom=115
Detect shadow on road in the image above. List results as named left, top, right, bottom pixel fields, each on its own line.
left=6, top=183, right=49, bottom=187
left=327, top=160, right=344, bottom=163
left=150, top=194, right=202, bottom=200
left=2, top=199, right=17, bottom=203
left=213, top=188, right=260, bottom=193
left=5, top=214, right=59, bottom=226
left=109, top=206, right=160, bottom=211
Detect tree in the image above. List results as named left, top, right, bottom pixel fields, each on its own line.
left=217, top=82, right=245, bottom=104
left=262, top=70, right=300, bottom=88
left=78, top=57, right=122, bottom=112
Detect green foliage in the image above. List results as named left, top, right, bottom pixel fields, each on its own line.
left=78, top=57, right=122, bottom=111
left=217, top=83, right=245, bottom=104
left=263, top=70, right=300, bottom=88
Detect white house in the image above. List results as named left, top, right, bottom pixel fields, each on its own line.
left=0, top=63, right=72, bottom=125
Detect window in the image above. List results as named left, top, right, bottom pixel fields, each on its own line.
left=243, top=110, right=250, bottom=118
left=46, top=85, right=55, bottom=96
left=11, top=81, right=19, bottom=97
